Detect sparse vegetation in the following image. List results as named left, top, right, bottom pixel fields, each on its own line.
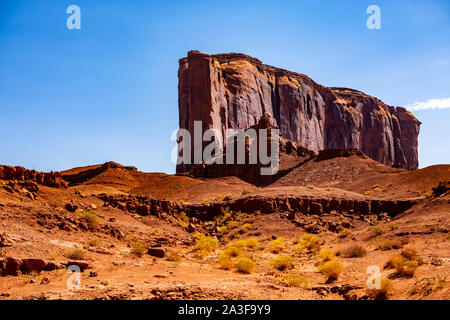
left=298, top=234, right=322, bottom=253
left=291, top=237, right=301, bottom=244
left=388, top=222, right=397, bottom=230
left=218, top=226, right=228, bottom=233
left=235, top=257, right=256, bottom=274
left=319, top=260, right=344, bottom=282
left=166, top=250, right=182, bottom=262
left=282, top=274, right=309, bottom=288
left=78, top=210, right=99, bottom=229
left=223, top=195, right=233, bottom=201
left=374, top=237, right=402, bottom=251
left=318, top=249, right=335, bottom=262
left=366, top=277, right=393, bottom=300
left=364, top=190, right=373, bottom=196
left=306, top=184, right=315, bottom=189
left=388, top=246, right=422, bottom=277
left=218, top=252, right=234, bottom=270
left=270, top=237, right=285, bottom=253
left=130, top=241, right=147, bottom=258
left=193, top=234, right=218, bottom=257
left=241, top=189, right=251, bottom=196
left=245, top=238, right=258, bottom=249
left=65, top=247, right=87, bottom=260
left=233, top=240, right=247, bottom=249
left=271, top=254, right=294, bottom=271
left=368, top=224, right=383, bottom=238
left=339, top=244, right=366, bottom=258
left=338, top=229, right=351, bottom=239
left=223, top=245, right=242, bottom=257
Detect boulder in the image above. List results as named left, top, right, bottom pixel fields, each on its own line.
left=147, top=247, right=166, bottom=258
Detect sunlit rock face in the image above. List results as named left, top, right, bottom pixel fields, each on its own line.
left=177, top=50, right=420, bottom=173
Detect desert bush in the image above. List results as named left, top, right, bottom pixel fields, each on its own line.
left=374, top=237, right=402, bottom=251
left=306, top=184, right=315, bottom=189
left=319, top=260, right=344, bottom=282
left=366, top=277, right=393, bottom=300
left=339, top=244, right=366, bottom=258
left=291, top=237, right=301, bottom=244
left=218, top=226, right=228, bottom=233
left=233, top=240, right=247, bottom=249
left=78, top=210, right=99, bottom=229
left=194, top=234, right=218, bottom=257
left=298, top=234, right=322, bottom=253
left=368, top=224, right=383, bottom=238
left=388, top=222, right=397, bottom=230
left=218, top=252, right=234, bottom=270
left=65, top=247, right=87, bottom=260
left=282, top=274, right=309, bottom=288
left=223, top=245, right=242, bottom=257
left=241, top=189, right=251, bottom=196
left=391, top=255, right=418, bottom=277
left=401, top=246, right=423, bottom=264
left=245, top=238, right=258, bottom=249
left=223, top=195, right=233, bottom=201
left=318, top=249, right=335, bottom=262
left=271, top=254, right=294, bottom=271
left=166, top=250, right=182, bottom=262
left=243, top=223, right=252, bottom=230
left=235, top=257, right=256, bottom=273
left=130, top=241, right=147, bottom=258
left=338, top=229, right=351, bottom=239
left=228, top=221, right=239, bottom=229
left=270, top=237, right=285, bottom=253
left=364, top=190, right=373, bottom=196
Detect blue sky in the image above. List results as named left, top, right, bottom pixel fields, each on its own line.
left=0, top=0, right=449, bottom=172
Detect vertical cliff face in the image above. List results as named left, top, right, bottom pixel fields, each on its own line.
left=177, top=50, right=421, bottom=173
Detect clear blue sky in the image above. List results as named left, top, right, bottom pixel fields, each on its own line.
left=0, top=0, right=449, bottom=172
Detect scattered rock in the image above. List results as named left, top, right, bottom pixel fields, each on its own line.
left=65, top=203, right=78, bottom=212
left=40, top=277, right=50, bottom=285
left=148, top=247, right=166, bottom=258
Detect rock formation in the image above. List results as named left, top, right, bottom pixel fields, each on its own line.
left=177, top=50, right=421, bottom=173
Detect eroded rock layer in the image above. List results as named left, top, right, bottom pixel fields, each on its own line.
left=177, top=51, right=420, bottom=172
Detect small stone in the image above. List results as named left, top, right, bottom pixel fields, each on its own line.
left=40, top=277, right=50, bottom=285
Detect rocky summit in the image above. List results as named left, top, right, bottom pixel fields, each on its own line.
left=177, top=51, right=421, bottom=174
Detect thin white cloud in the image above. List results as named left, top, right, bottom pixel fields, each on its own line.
left=407, top=97, right=450, bottom=111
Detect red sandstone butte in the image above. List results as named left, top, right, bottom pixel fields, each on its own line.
left=177, top=50, right=421, bottom=173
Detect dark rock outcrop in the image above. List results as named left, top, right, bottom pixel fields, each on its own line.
left=177, top=51, right=420, bottom=172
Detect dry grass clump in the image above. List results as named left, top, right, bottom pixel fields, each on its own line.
left=366, top=277, right=394, bottom=300
left=223, top=245, right=242, bottom=258
left=78, top=210, right=99, bottom=229
left=374, top=237, right=403, bottom=251
left=218, top=253, right=234, bottom=270
left=387, top=245, right=422, bottom=277
left=298, top=234, right=322, bottom=253
left=319, top=260, right=344, bottom=282
left=235, top=257, right=256, bottom=274
left=388, top=222, right=397, bottom=230
left=233, top=240, right=247, bottom=249
left=130, top=241, right=147, bottom=258
left=291, top=237, right=301, bottom=245
left=318, top=249, right=335, bottom=262
left=270, top=237, right=285, bottom=253
left=218, top=226, right=228, bottom=233
left=282, top=274, right=309, bottom=288
left=368, top=224, right=383, bottom=238
left=245, top=238, right=258, bottom=249
left=338, top=229, right=351, bottom=239
left=65, top=247, right=87, bottom=260
left=166, top=250, right=182, bottom=262
left=223, top=195, right=233, bottom=201
left=193, top=234, right=218, bottom=257
left=339, top=244, right=366, bottom=258
left=271, top=254, right=294, bottom=271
